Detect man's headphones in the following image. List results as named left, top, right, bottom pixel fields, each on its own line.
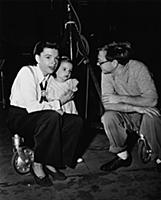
left=104, top=42, right=132, bottom=61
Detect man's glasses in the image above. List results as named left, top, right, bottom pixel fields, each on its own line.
left=97, top=60, right=109, bottom=66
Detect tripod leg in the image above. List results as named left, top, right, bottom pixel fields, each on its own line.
left=0, top=59, right=6, bottom=109
left=85, top=66, right=89, bottom=119
left=1, top=71, right=5, bottom=109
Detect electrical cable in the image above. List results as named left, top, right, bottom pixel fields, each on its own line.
left=66, top=0, right=89, bottom=65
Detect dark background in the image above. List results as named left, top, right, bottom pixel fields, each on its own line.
left=0, top=0, right=161, bottom=123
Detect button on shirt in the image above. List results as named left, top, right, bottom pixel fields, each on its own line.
left=10, top=65, right=61, bottom=113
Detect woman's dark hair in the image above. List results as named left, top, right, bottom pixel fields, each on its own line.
left=33, top=41, right=59, bottom=56
left=98, top=42, right=132, bottom=65
left=59, top=56, right=73, bottom=64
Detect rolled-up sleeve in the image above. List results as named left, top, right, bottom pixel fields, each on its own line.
left=101, top=73, right=114, bottom=95
left=135, top=63, right=158, bottom=99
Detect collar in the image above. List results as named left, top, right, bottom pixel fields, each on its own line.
left=112, top=63, right=127, bottom=76
left=37, top=64, right=50, bottom=83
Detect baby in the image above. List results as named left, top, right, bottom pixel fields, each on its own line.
left=48, top=56, right=79, bottom=115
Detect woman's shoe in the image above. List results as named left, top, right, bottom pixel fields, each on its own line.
left=77, top=157, right=84, bottom=164
left=156, top=158, right=161, bottom=172
left=30, top=165, right=53, bottom=186
left=156, top=163, right=161, bottom=172
left=44, top=166, right=67, bottom=181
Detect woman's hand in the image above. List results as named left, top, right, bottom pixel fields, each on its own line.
left=59, top=90, right=74, bottom=105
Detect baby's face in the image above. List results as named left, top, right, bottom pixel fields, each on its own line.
left=56, top=61, right=73, bottom=82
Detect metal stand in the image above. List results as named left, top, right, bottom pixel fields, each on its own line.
left=63, top=0, right=104, bottom=120
left=0, top=59, right=5, bottom=109
left=64, top=1, right=78, bottom=61
left=84, top=60, right=104, bottom=119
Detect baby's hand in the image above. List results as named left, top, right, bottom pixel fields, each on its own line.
left=70, top=79, right=79, bottom=92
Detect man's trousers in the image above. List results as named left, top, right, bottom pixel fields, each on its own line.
left=102, top=111, right=161, bottom=160
left=7, top=106, right=83, bottom=169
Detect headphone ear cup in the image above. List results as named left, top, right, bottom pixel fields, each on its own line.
left=35, top=55, right=40, bottom=64
left=33, top=41, right=41, bottom=56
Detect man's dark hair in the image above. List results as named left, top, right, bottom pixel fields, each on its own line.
left=98, top=42, right=132, bottom=65
left=33, top=41, right=59, bottom=56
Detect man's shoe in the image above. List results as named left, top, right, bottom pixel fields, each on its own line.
left=44, top=166, right=67, bottom=181
left=100, top=155, right=132, bottom=172
left=30, top=166, right=53, bottom=186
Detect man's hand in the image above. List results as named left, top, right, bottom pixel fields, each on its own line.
left=59, top=90, right=74, bottom=105
left=134, top=106, right=160, bottom=118
left=102, top=94, right=121, bottom=104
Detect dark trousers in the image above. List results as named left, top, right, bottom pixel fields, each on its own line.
left=7, top=106, right=83, bottom=168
